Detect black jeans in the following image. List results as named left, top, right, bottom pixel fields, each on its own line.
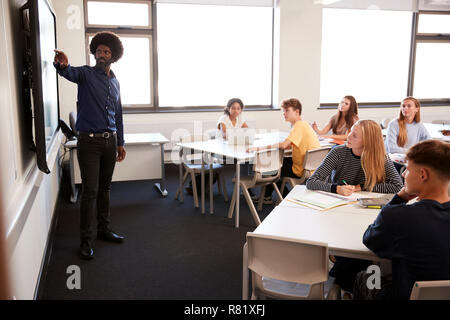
left=77, top=133, right=117, bottom=245
left=264, top=157, right=301, bottom=197
left=329, top=257, right=372, bottom=293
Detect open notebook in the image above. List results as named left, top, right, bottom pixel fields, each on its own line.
left=286, top=188, right=389, bottom=211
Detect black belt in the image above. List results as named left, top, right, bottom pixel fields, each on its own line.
left=79, top=131, right=116, bottom=139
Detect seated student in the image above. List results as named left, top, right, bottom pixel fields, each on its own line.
left=385, top=97, right=430, bottom=154
left=306, top=119, right=403, bottom=196
left=306, top=119, right=403, bottom=298
left=312, top=95, right=359, bottom=141
left=217, top=98, right=248, bottom=139
left=248, top=98, right=320, bottom=204
left=186, top=98, right=248, bottom=196
left=354, top=140, right=450, bottom=300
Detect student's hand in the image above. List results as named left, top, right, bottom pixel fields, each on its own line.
left=397, top=187, right=418, bottom=201
left=312, top=122, right=318, bottom=132
left=336, top=185, right=355, bottom=196
left=54, top=49, right=68, bottom=68
left=247, top=146, right=258, bottom=153
left=117, top=146, right=126, bottom=162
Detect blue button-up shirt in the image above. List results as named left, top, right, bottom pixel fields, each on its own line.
left=54, top=63, right=124, bottom=146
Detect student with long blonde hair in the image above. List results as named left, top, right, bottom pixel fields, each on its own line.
left=385, top=97, right=430, bottom=154
left=312, top=95, right=359, bottom=141
left=307, top=119, right=403, bottom=195
left=306, top=119, right=403, bottom=298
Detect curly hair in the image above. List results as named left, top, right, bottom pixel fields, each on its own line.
left=89, top=32, right=124, bottom=63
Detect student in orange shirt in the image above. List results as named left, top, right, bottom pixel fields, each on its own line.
left=248, top=98, right=320, bottom=204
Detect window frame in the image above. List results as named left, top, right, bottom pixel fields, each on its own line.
left=84, top=0, right=155, bottom=111
left=84, top=0, right=276, bottom=113
left=319, top=9, right=450, bottom=109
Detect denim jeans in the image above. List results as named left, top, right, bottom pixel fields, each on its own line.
left=77, top=133, right=117, bottom=245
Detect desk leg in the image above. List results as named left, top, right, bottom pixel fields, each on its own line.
left=201, top=153, right=205, bottom=214
left=242, top=242, right=249, bottom=300
left=154, top=143, right=168, bottom=197
left=235, top=161, right=241, bottom=228
left=178, top=161, right=184, bottom=203
left=69, top=148, right=79, bottom=203
left=209, top=155, right=213, bottom=215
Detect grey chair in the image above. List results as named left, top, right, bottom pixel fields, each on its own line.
left=175, top=135, right=228, bottom=209
left=246, top=232, right=329, bottom=300
left=280, top=147, right=331, bottom=196
left=228, top=149, right=284, bottom=226
left=410, top=280, right=450, bottom=300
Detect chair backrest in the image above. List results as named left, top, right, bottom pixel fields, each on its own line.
left=381, top=118, right=391, bottom=129
left=179, top=135, right=208, bottom=165
left=410, top=280, right=450, bottom=300
left=253, top=149, right=282, bottom=174
left=69, top=111, right=77, bottom=132
left=247, top=232, right=328, bottom=286
left=303, top=147, right=331, bottom=172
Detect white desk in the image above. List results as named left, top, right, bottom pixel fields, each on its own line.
left=65, top=132, right=169, bottom=203
left=242, top=185, right=387, bottom=299
left=177, top=132, right=289, bottom=227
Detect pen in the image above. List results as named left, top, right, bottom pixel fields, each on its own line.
left=342, top=180, right=348, bottom=185
left=367, top=205, right=382, bottom=209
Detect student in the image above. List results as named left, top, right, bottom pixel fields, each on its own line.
left=354, top=140, right=450, bottom=300
left=217, top=98, right=248, bottom=139
left=385, top=97, right=430, bottom=154
left=306, top=120, right=403, bottom=298
left=312, top=95, right=359, bottom=141
left=306, top=119, right=403, bottom=196
left=248, top=98, right=320, bottom=204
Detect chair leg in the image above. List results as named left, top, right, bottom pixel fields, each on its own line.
left=190, top=171, right=199, bottom=208
left=280, top=179, right=286, bottom=197
left=273, top=182, right=284, bottom=203
left=175, top=171, right=189, bottom=200
left=257, top=186, right=266, bottom=211
left=242, top=186, right=261, bottom=226
left=220, top=172, right=229, bottom=202
left=228, top=183, right=237, bottom=219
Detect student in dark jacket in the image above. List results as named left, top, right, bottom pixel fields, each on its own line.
left=355, top=139, right=450, bottom=300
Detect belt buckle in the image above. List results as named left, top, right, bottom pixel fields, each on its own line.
left=103, top=132, right=110, bottom=138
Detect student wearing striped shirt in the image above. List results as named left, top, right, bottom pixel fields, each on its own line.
left=306, top=119, right=403, bottom=196
left=306, top=119, right=403, bottom=299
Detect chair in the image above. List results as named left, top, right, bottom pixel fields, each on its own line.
left=280, top=147, right=331, bottom=196
left=381, top=118, right=391, bottom=129
left=175, top=135, right=228, bottom=208
left=246, top=232, right=329, bottom=300
left=409, top=280, right=450, bottom=300
left=228, top=149, right=284, bottom=226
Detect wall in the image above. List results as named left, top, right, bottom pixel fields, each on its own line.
left=0, top=0, right=62, bottom=299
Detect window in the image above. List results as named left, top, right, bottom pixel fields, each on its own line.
left=84, top=0, right=274, bottom=111
left=320, top=8, right=413, bottom=104
left=412, top=12, right=450, bottom=101
left=320, top=8, right=450, bottom=107
left=85, top=0, right=153, bottom=108
left=156, top=3, right=273, bottom=108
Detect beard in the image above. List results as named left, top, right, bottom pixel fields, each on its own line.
left=95, top=58, right=112, bottom=70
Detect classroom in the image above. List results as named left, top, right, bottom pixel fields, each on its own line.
left=0, top=0, right=449, bottom=302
